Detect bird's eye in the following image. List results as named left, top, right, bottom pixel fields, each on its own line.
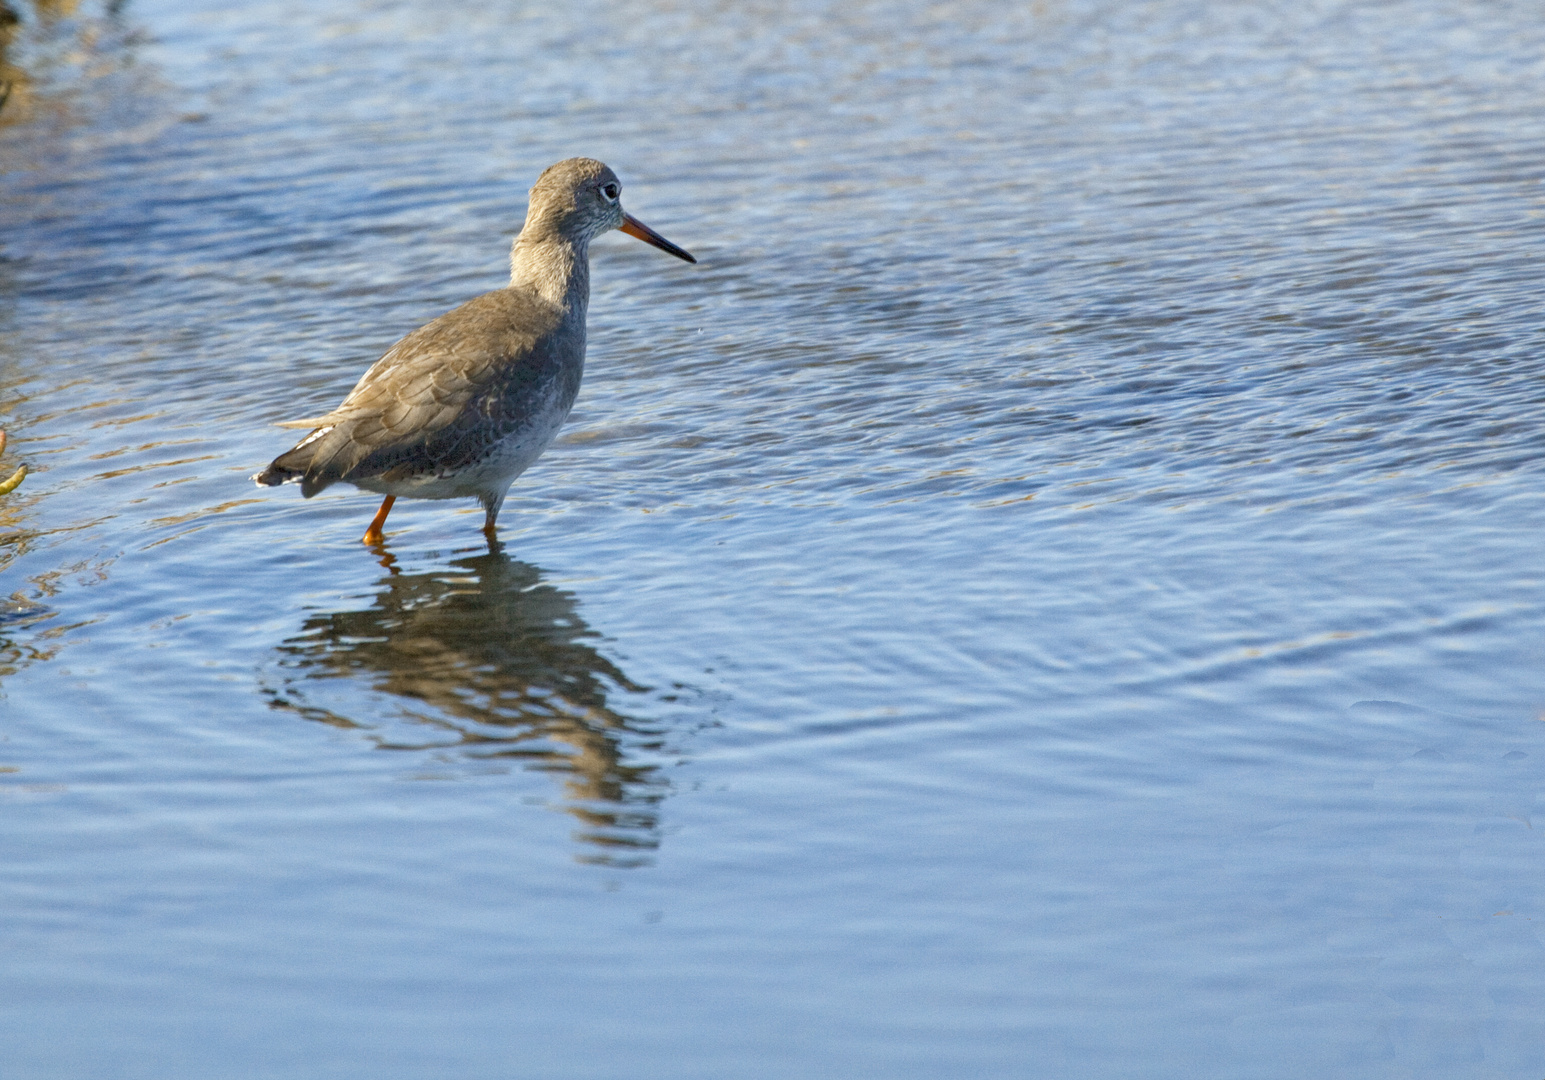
left=601, top=182, right=620, bottom=201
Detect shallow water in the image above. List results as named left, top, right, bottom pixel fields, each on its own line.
left=4, top=0, right=1545, bottom=1076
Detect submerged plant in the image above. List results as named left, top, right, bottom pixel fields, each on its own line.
left=0, top=432, right=25, bottom=495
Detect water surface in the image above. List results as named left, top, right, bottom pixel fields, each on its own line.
left=3, top=1, right=1545, bottom=1076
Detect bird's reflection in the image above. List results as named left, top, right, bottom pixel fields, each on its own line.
left=268, top=551, right=673, bottom=865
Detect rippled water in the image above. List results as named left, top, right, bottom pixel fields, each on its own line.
left=4, top=0, right=1545, bottom=1076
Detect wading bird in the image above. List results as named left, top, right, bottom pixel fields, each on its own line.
left=254, top=157, right=695, bottom=545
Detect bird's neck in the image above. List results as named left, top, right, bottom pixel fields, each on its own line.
left=509, top=234, right=589, bottom=315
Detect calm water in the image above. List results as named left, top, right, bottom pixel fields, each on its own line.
left=3, top=0, right=1545, bottom=1076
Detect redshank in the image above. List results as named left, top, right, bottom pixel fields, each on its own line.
left=254, top=157, right=695, bottom=545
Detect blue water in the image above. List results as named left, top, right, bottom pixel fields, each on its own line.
left=3, top=1, right=1545, bottom=1076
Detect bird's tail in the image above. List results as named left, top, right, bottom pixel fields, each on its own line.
left=252, top=461, right=300, bottom=487
left=253, top=423, right=341, bottom=496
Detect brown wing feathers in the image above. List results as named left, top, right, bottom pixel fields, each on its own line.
left=256, top=288, right=562, bottom=497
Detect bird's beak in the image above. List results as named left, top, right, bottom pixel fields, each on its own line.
left=619, top=213, right=697, bottom=264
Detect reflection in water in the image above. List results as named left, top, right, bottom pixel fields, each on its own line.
left=268, top=553, right=677, bottom=865
left=0, top=0, right=151, bottom=133
left=0, top=454, right=60, bottom=681
left=0, top=597, right=56, bottom=676
left=0, top=2, right=21, bottom=126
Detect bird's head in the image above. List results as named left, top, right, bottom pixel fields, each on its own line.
left=524, top=157, right=695, bottom=263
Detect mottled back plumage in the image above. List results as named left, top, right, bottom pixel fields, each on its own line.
left=258, top=287, right=572, bottom=497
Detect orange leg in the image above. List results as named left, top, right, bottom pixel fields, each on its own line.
left=481, top=495, right=503, bottom=546
left=361, top=495, right=395, bottom=545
